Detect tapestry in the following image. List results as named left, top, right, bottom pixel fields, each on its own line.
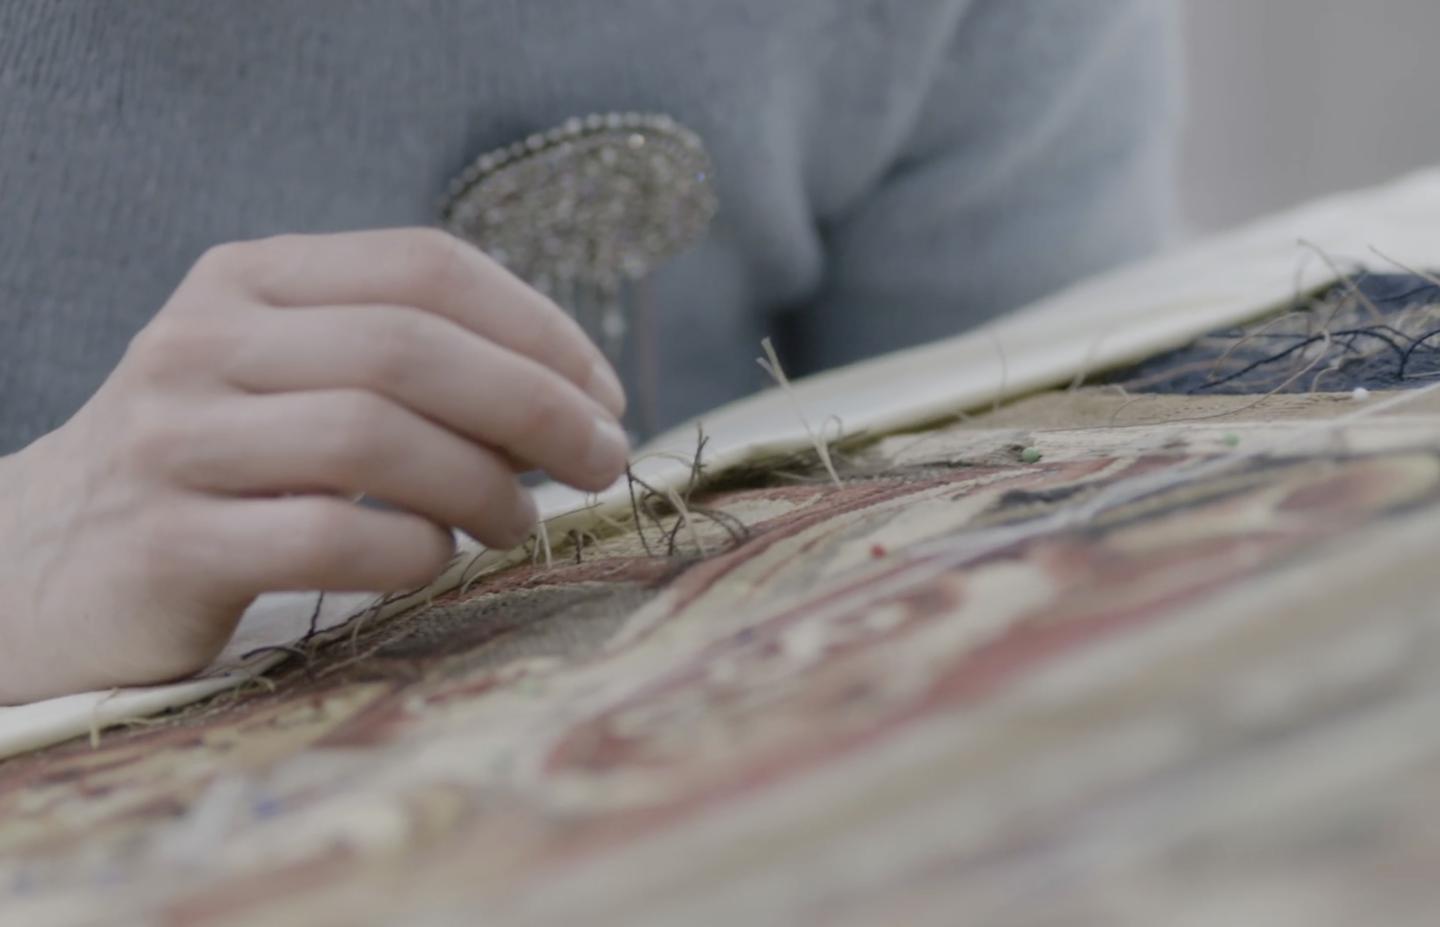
left=5, top=362, right=1440, bottom=925
left=6, top=173, right=1440, bottom=925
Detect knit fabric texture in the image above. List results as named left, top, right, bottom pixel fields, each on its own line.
left=0, top=0, right=1178, bottom=452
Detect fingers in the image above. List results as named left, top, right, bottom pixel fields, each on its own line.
left=222, top=305, right=629, bottom=492
left=173, top=495, right=458, bottom=595
left=192, top=229, right=626, bottom=416
left=172, top=390, right=539, bottom=549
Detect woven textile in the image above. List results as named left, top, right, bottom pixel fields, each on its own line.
left=4, top=379, right=1440, bottom=925
left=9, top=173, right=1440, bottom=925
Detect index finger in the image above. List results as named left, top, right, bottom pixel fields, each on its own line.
left=204, top=228, right=627, bottom=417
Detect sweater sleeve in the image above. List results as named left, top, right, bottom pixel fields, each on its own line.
left=789, top=0, right=1181, bottom=373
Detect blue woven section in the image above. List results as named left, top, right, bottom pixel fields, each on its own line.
left=1111, top=273, right=1440, bottom=394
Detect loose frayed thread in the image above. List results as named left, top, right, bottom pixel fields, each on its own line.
left=1097, top=251, right=1440, bottom=427
left=758, top=338, right=842, bottom=489
left=1075, top=244, right=1440, bottom=408
left=626, top=425, right=750, bottom=559
left=263, top=425, right=752, bottom=682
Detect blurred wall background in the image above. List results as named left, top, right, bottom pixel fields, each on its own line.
left=1180, top=0, right=1440, bottom=235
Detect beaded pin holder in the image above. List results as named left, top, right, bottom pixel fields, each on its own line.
left=441, top=113, right=717, bottom=436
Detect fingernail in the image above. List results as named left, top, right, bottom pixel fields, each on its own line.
left=584, top=359, right=627, bottom=417
left=585, top=417, right=630, bottom=483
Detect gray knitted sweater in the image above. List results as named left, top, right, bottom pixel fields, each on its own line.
left=0, top=0, right=1177, bottom=452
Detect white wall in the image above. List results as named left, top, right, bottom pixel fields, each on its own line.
left=1181, top=0, right=1440, bottom=233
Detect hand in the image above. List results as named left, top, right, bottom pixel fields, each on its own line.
left=0, top=228, right=628, bottom=703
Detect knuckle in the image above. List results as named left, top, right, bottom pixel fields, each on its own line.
left=126, top=313, right=184, bottom=360
left=255, top=232, right=307, bottom=253
left=518, top=381, right=569, bottom=437
left=190, top=235, right=307, bottom=300
left=322, top=393, right=393, bottom=469
left=125, top=314, right=227, bottom=383
left=394, top=521, right=455, bottom=583
left=188, top=241, right=252, bottom=285
left=516, top=306, right=573, bottom=366
left=358, top=317, right=425, bottom=387
left=122, top=399, right=187, bottom=474
left=409, top=527, right=455, bottom=580
left=456, top=456, right=511, bottom=525
left=401, top=228, right=470, bottom=298
left=405, top=226, right=464, bottom=264
left=286, top=503, right=356, bottom=576
left=536, top=301, right=585, bottom=350
left=137, top=312, right=211, bottom=354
